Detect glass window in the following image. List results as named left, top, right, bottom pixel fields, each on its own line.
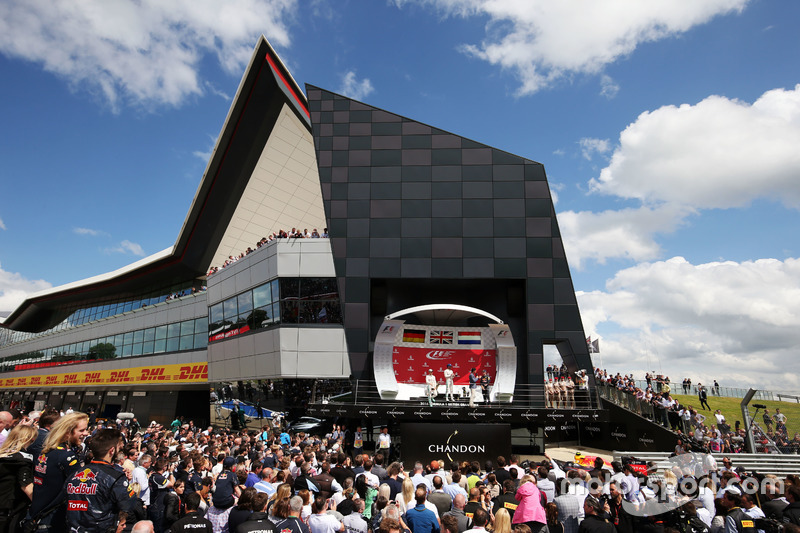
left=123, top=332, right=133, bottom=345
left=166, top=337, right=180, bottom=352
left=155, top=325, right=167, bottom=341
left=281, top=301, right=298, bottom=323
left=142, top=341, right=154, bottom=355
left=238, top=291, right=253, bottom=314
left=180, top=320, right=194, bottom=337
left=132, top=343, right=143, bottom=356
left=249, top=307, right=270, bottom=329
left=123, top=301, right=134, bottom=313
left=195, top=318, right=206, bottom=334
left=143, top=328, right=155, bottom=342
left=193, top=333, right=207, bottom=349
left=133, top=329, right=144, bottom=344
left=210, top=303, right=223, bottom=324
left=253, top=283, right=271, bottom=309
left=179, top=335, right=193, bottom=351
left=272, top=303, right=281, bottom=326
left=122, top=344, right=132, bottom=357
left=154, top=339, right=166, bottom=354
left=167, top=323, right=181, bottom=339
left=223, top=298, right=238, bottom=321
left=280, top=278, right=299, bottom=299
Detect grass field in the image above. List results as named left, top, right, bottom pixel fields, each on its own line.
left=671, top=393, right=800, bottom=436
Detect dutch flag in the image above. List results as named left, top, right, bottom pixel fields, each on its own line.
left=457, top=331, right=481, bottom=345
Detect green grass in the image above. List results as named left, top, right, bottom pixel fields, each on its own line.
left=671, top=394, right=800, bottom=436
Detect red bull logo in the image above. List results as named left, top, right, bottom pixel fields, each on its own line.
left=73, top=468, right=96, bottom=482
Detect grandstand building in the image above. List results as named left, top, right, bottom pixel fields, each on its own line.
left=0, top=37, right=597, bottom=427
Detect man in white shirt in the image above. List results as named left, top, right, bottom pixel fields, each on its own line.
left=378, top=427, right=391, bottom=458
left=443, top=365, right=456, bottom=402
left=133, top=454, right=152, bottom=506
left=426, top=370, right=438, bottom=406
left=307, top=497, right=344, bottom=533
left=358, top=459, right=380, bottom=489
left=342, top=498, right=369, bottom=533
left=411, top=462, right=433, bottom=492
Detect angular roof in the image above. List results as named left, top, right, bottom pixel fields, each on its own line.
left=5, top=37, right=326, bottom=333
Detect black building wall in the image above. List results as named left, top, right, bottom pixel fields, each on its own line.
left=307, top=86, right=596, bottom=404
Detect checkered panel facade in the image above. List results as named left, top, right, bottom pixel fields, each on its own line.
left=307, top=85, right=595, bottom=399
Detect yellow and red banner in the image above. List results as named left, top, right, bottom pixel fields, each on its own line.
left=0, top=362, right=208, bottom=389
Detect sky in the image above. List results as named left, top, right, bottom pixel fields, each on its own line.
left=1, top=0, right=799, bottom=392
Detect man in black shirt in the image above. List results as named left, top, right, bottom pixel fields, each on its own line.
left=491, top=480, right=518, bottom=522
left=492, top=457, right=511, bottom=484
left=213, top=457, right=240, bottom=508
left=65, top=428, right=135, bottom=533
left=148, top=457, right=175, bottom=533
left=168, top=493, right=212, bottom=533
left=236, top=492, right=275, bottom=533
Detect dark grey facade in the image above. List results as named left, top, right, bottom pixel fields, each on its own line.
left=307, top=86, right=595, bottom=404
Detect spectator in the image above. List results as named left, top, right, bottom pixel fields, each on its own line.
left=404, top=487, right=440, bottom=533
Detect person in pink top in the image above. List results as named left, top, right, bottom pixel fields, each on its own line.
left=511, top=475, right=546, bottom=531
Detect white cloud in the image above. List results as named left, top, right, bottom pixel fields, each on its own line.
left=338, top=71, right=374, bottom=101
left=600, top=74, right=620, bottom=99
left=578, top=137, right=611, bottom=161
left=406, top=0, right=748, bottom=95
left=193, top=134, right=219, bottom=163
left=559, top=205, right=690, bottom=269
left=0, top=262, right=51, bottom=313
left=0, top=0, right=296, bottom=110
left=590, top=85, right=800, bottom=209
left=578, top=256, right=800, bottom=390
left=0, top=217, right=5, bottom=230
left=105, top=240, right=145, bottom=257
left=73, top=227, right=107, bottom=237
left=204, top=81, right=232, bottom=102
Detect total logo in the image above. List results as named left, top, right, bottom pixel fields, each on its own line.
left=426, top=350, right=455, bottom=360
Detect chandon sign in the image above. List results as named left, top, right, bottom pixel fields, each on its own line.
left=400, top=423, right=510, bottom=466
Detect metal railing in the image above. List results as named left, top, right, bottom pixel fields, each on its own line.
left=320, top=379, right=597, bottom=409
left=632, top=380, right=777, bottom=401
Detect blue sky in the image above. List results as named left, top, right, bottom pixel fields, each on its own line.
left=1, top=0, right=799, bottom=390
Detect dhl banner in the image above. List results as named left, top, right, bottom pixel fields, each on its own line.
left=0, top=363, right=208, bottom=389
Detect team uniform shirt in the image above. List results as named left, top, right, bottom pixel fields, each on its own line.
left=65, top=460, right=135, bottom=533
left=214, top=470, right=239, bottom=508
left=342, top=513, right=368, bottom=533
left=378, top=434, right=391, bottom=451
left=149, top=472, right=171, bottom=514
left=30, top=443, right=83, bottom=533
left=275, top=517, right=309, bottom=533
left=185, top=470, right=203, bottom=494
left=353, top=431, right=363, bottom=450
left=168, top=511, right=214, bottom=533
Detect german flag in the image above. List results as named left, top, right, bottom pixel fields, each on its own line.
left=402, top=329, right=426, bottom=343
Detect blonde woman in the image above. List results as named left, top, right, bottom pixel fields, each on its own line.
left=493, top=508, right=512, bottom=533
left=0, top=425, right=38, bottom=528
left=398, top=476, right=415, bottom=514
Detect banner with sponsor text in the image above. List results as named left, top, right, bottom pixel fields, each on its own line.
left=0, top=362, right=208, bottom=389
left=392, top=346, right=495, bottom=385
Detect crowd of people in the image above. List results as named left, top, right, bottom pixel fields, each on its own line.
left=594, top=370, right=800, bottom=455
left=3, top=404, right=800, bottom=533
left=207, top=228, right=329, bottom=277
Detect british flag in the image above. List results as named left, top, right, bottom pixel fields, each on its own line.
left=429, top=330, right=453, bottom=344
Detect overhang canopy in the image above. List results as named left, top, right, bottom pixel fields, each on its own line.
left=4, top=36, right=320, bottom=333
